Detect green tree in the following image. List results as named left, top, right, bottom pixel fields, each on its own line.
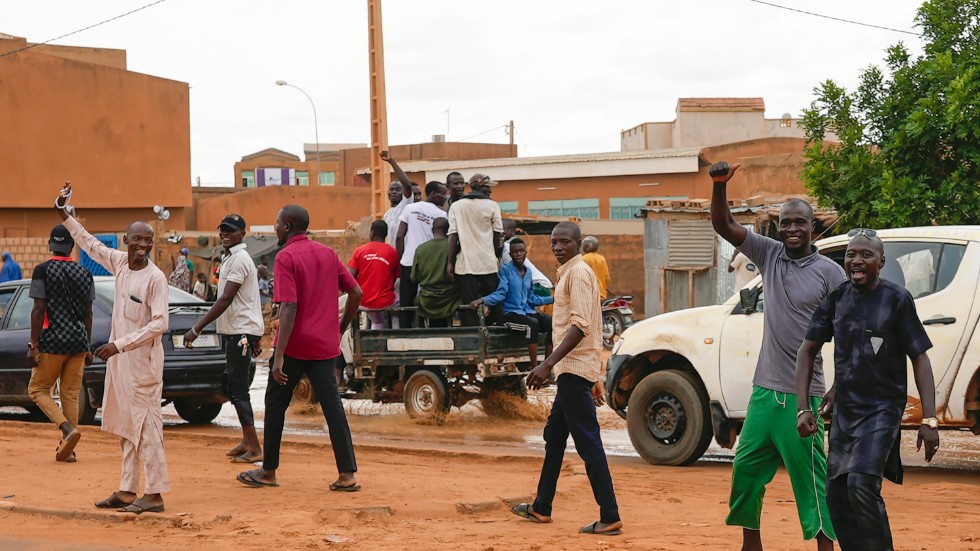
left=800, top=0, right=980, bottom=229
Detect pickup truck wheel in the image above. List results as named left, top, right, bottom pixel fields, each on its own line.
left=404, top=370, right=450, bottom=419
left=78, top=382, right=98, bottom=425
left=173, top=400, right=223, bottom=424
left=627, top=370, right=712, bottom=466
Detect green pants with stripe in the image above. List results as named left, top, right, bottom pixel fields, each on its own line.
left=726, top=385, right=835, bottom=541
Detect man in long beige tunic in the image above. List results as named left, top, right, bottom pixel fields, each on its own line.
left=56, top=183, right=171, bottom=514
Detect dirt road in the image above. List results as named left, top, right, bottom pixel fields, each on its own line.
left=1, top=418, right=978, bottom=551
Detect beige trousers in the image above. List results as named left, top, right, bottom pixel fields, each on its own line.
left=119, top=416, right=171, bottom=495
left=28, top=351, right=87, bottom=428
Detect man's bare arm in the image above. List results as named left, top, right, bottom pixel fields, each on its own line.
left=381, top=151, right=412, bottom=198
left=794, top=339, right=822, bottom=437
left=396, top=221, right=408, bottom=261
left=911, top=352, right=939, bottom=461
left=709, top=161, right=747, bottom=246
left=446, top=234, right=460, bottom=279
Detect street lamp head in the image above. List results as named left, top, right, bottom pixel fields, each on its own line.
left=275, top=80, right=287, bottom=86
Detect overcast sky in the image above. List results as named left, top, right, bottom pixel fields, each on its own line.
left=4, top=0, right=926, bottom=185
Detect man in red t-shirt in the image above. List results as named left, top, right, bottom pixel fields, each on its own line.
left=236, top=205, right=364, bottom=492
left=348, top=220, right=399, bottom=330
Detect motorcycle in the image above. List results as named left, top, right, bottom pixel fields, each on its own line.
left=602, top=295, right=635, bottom=350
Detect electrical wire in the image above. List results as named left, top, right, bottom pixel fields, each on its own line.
left=0, top=0, right=170, bottom=59
left=458, top=124, right=508, bottom=142
left=748, top=0, right=921, bottom=36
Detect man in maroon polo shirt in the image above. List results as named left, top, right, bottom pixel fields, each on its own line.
left=236, top=204, right=363, bottom=492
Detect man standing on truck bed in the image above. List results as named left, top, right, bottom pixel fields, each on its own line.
left=710, top=162, right=844, bottom=551
left=796, top=229, right=939, bottom=550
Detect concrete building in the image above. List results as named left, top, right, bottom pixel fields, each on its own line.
left=0, top=33, right=191, bottom=237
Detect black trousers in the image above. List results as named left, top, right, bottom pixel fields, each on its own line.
left=503, top=311, right=552, bottom=344
left=262, top=354, right=357, bottom=474
left=458, top=273, right=502, bottom=326
left=533, top=373, right=620, bottom=524
left=827, top=472, right=893, bottom=551
left=223, top=334, right=261, bottom=427
left=399, top=265, right=417, bottom=328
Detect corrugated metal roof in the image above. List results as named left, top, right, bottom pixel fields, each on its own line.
left=354, top=147, right=703, bottom=175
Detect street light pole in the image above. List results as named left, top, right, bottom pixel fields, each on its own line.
left=275, top=80, right=321, bottom=185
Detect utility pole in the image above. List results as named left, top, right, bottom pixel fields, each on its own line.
left=368, top=0, right=389, bottom=219
left=508, top=119, right=515, bottom=147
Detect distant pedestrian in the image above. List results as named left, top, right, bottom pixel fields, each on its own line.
left=581, top=236, right=612, bottom=301
left=511, top=222, right=622, bottom=536
left=183, top=213, right=265, bottom=464
left=447, top=173, right=503, bottom=326
left=257, top=264, right=272, bottom=318
left=396, top=181, right=447, bottom=327
left=27, top=224, right=95, bottom=463
left=169, top=250, right=191, bottom=292
left=0, top=251, right=22, bottom=282
left=236, top=204, right=362, bottom=492
left=56, top=182, right=170, bottom=515
left=182, top=248, right=194, bottom=273
left=796, top=228, right=939, bottom=551
left=728, top=252, right=757, bottom=289
left=193, top=272, right=208, bottom=300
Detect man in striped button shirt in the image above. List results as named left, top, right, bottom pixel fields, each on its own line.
left=510, top=221, right=622, bottom=536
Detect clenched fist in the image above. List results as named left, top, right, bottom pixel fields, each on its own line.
left=709, top=161, right=741, bottom=184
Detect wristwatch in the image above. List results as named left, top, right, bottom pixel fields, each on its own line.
left=921, top=417, right=939, bottom=429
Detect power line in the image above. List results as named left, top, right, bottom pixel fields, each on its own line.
left=0, top=0, right=170, bottom=60
left=748, top=0, right=921, bottom=36
left=458, top=124, right=509, bottom=142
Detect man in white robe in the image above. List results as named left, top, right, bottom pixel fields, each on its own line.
left=56, top=183, right=170, bottom=514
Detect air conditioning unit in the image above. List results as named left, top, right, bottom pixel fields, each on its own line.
left=432, top=134, right=446, bottom=143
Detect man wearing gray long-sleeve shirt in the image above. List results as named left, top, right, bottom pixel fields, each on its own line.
left=710, top=162, right=845, bottom=551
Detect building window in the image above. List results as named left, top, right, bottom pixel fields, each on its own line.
left=318, top=171, right=336, bottom=186
left=610, top=197, right=651, bottom=220
left=297, top=171, right=309, bottom=186
left=497, top=201, right=519, bottom=215
left=242, top=170, right=255, bottom=188
left=528, top=198, right=599, bottom=219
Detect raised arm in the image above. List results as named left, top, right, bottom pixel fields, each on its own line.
left=380, top=150, right=412, bottom=199
left=55, top=182, right=126, bottom=273
left=709, top=161, right=748, bottom=247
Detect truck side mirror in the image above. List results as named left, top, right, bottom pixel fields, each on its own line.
left=739, top=288, right=760, bottom=314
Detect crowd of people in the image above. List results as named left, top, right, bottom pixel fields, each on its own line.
left=15, top=155, right=939, bottom=547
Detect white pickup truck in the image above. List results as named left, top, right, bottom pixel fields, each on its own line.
left=606, top=226, right=980, bottom=466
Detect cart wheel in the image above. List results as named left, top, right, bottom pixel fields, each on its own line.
left=404, top=370, right=450, bottom=419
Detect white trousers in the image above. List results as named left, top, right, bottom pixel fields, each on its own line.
left=119, top=416, right=171, bottom=495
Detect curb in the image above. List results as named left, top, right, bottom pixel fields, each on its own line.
left=0, top=500, right=187, bottom=526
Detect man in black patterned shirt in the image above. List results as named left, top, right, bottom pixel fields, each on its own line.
left=28, top=224, right=95, bottom=463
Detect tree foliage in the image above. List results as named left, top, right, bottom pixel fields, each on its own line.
left=800, top=0, right=980, bottom=230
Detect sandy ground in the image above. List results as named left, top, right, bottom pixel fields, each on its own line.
left=1, top=418, right=979, bottom=551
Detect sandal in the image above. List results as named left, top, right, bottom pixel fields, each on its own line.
left=510, top=503, right=552, bottom=524
left=329, top=481, right=361, bottom=492
left=579, top=521, right=623, bottom=535
left=95, top=492, right=133, bottom=509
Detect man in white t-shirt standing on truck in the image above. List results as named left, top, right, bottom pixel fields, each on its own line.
left=183, top=213, right=265, bottom=464
left=396, top=181, right=448, bottom=328
left=448, top=173, right=504, bottom=327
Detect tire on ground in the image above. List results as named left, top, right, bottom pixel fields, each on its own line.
left=78, top=382, right=98, bottom=425
left=173, top=400, right=223, bottom=424
left=403, top=370, right=450, bottom=419
left=626, top=369, right=712, bottom=466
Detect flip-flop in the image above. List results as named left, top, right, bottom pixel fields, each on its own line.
left=58, top=452, right=77, bottom=464
left=579, top=521, right=622, bottom=536
left=95, top=492, right=133, bottom=509
left=237, top=471, right=279, bottom=488
left=225, top=446, right=247, bottom=457
left=329, top=482, right=361, bottom=492
left=118, top=502, right=165, bottom=514
left=510, top=503, right=552, bottom=524
left=56, top=429, right=81, bottom=462
left=231, top=454, right=263, bottom=464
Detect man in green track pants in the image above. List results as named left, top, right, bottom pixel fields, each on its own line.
left=710, top=161, right=845, bottom=550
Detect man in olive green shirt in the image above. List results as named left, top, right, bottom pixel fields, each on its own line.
left=411, top=218, right=459, bottom=327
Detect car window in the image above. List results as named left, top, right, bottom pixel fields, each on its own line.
left=822, top=241, right=963, bottom=299
left=7, top=291, right=33, bottom=330
left=94, top=280, right=205, bottom=305
left=0, top=288, right=15, bottom=321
